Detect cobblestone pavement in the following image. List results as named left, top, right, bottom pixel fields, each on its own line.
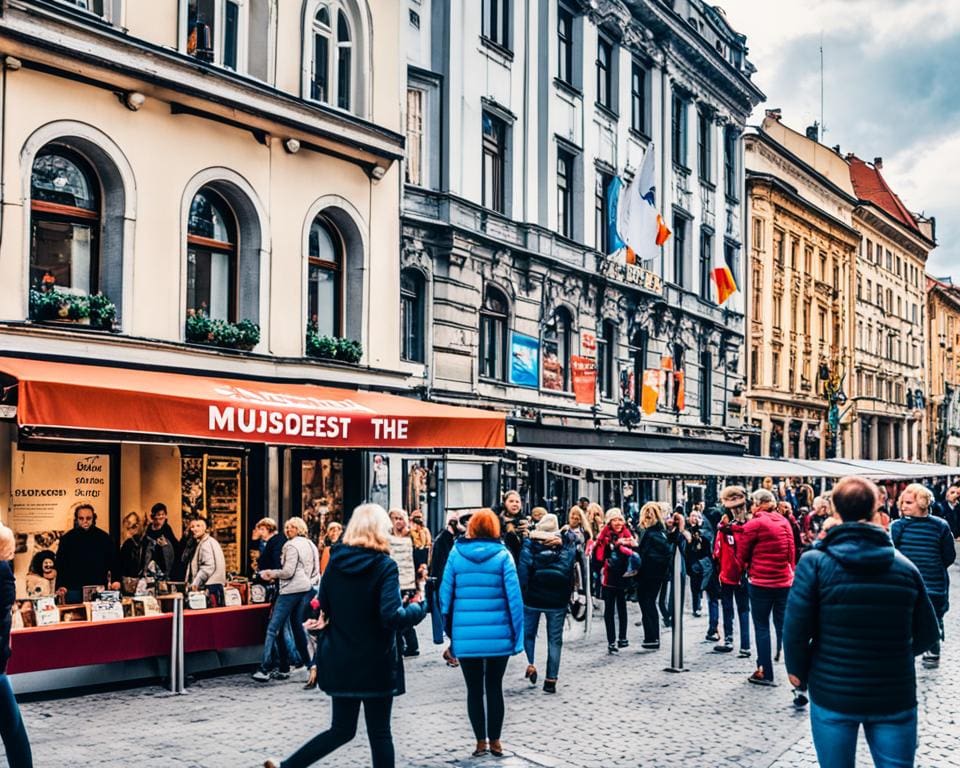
left=12, top=575, right=960, bottom=768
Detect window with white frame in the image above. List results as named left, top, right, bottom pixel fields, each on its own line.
left=56, top=0, right=123, bottom=23
left=182, top=0, right=272, bottom=80
left=406, top=88, right=425, bottom=186
left=305, top=2, right=355, bottom=110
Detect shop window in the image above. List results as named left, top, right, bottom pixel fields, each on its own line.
left=299, top=455, right=344, bottom=542
left=187, top=188, right=238, bottom=322
left=482, top=0, right=510, bottom=49
left=29, top=148, right=101, bottom=298
left=308, top=215, right=343, bottom=338
left=543, top=307, right=573, bottom=391
left=482, top=112, right=507, bottom=213
left=479, top=285, right=509, bottom=381
left=400, top=268, right=426, bottom=363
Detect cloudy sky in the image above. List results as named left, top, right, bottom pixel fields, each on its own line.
left=718, top=0, right=960, bottom=281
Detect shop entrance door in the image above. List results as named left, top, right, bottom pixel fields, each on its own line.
left=288, top=450, right=362, bottom=542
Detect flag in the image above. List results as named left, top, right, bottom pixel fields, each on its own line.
left=605, top=177, right=626, bottom=255
left=674, top=371, right=686, bottom=411
left=641, top=370, right=660, bottom=415
left=712, top=247, right=738, bottom=305
left=618, top=144, right=671, bottom=262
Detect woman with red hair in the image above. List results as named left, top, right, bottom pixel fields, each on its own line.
left=439, top=508, right=523, bottom=758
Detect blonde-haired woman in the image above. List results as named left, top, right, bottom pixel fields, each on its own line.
left=891, top=483, right=956, bottom=669
left=266, top=504, right=427, bottom=768
left=563, top=505, right=591, bottom=546
left=254, top=517, right=320, bottom=683
left=634, top=502, right=673, bottom=650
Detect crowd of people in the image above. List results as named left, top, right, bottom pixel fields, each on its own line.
left=1, top=475, right=958, bottom=768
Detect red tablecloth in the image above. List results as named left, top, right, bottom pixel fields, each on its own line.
left=7, top=604, right=270, bottom=675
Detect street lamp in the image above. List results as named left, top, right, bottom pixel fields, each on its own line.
left=819, top=360, right=847, bottom=458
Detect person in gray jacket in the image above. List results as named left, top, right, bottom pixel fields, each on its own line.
left=253, top=517, right=320, bottom=682
left=185, top=517, right=226, bottom=603
left=388, top=508, right=420, bottom=658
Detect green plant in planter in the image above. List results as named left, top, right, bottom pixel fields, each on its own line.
left=88, top=293, right=117, bottom=330
left=28, top=289, right=61, bottom=321
left=234, top=319, right=261, bottom=351
left=211, top=319, right=241, bottom=348
left=335, top=337, right=363, bottom=363
left=185, top=309, right=215, bottom=343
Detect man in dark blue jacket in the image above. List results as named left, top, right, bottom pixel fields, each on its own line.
left=783, top=476, right=939, bottom=768
left=891, top=483, right=957, bottom=669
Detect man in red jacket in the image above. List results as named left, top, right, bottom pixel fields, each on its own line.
left=738, top=488, right=796, bottom=686
left=712, top=485, right=751, bottom=656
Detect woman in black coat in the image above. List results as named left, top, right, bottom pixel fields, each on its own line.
left=1, top=523, right=33, bottom=767
left=265, top=504, right=427, bottom=768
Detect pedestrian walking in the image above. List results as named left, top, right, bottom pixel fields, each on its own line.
left=712, top=485, right=751, bottom=657
left=388, top=509, right=421, bottom=658
left=518, top=513, right=576, bottom=693
left=264, top=504, right=427, bottom=768
left=0, top=523, right=33, bottom=768
left=635, top=503, right=674, bottom=650
left=409, top=511, right=432, bottom=572
left=684, top=509, right=713, bottom=618
left=934, top=481, right=960, bottom=539
left=891, top=483, right=956, bottom=669
left=738, top=489, right=795, bottom=686
left=428, top=511, right=466, bottom=667
left=594, top=508, right=637, bottom=653
left=318, top=522, right=342, bottom=575
left=500, top=490, right=526, bottom=565
left=783, top=476, right=939, bottom=767
left=440, top=508, right=524, bottom=758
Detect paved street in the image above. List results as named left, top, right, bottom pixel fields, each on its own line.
left=10, top=572, right=960, bottom=768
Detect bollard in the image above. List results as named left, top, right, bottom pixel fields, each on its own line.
left=169, top=594, right=186, bottom=694
left=582, top=547, right=592, bottom=638
left=664, top=544, right=688, bottom=673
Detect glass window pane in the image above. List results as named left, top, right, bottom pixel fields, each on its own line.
left=313, top=33, right=329, bottom=101
left=208, top=250, right=230, bottom=320
left=337, top=47, right=351, bottom=110
left=223, top=1, right=239, bottom=70
left=189, top=192, right=233, bottom=242
left=186, top=248, right=209, bottom=313
left=30, top=220, right=93, bottom=295
left=337, top=10, right=350, bottom=41
left=31, top=153, right=97, bottom=210
left=315, top=5, right=330, bottom=26
left=309, top=218, right=339, bottom=263
left=310, top=263, right=337, bottom=337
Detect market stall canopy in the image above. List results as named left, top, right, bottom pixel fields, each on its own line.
left=0, top=357, right=505, bottom=450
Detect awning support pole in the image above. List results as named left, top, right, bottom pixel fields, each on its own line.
left=168, top=594, right=186, bottom=694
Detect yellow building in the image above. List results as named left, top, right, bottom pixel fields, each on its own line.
left=744, top=114, right=859, bottom=458
left=927, top=277, right=960, bottom=465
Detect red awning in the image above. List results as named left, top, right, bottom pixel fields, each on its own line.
left=0, top=357, right=505, bottom=450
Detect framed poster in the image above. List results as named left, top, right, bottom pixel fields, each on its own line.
left=509, top=332, right=540, bottom=388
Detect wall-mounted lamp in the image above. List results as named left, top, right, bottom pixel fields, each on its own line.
left=3, top=57, right=22, bottom=71
left=369, top=166, right=387, bottom=181
left=122, top=91, right=146, bottom=111
left=283, top=138, right=301, bottom=154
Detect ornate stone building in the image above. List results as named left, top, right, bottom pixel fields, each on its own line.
left=744, top=114, right=859, bottom=458
left=400, top=0, right=763, bottom=508
left=926, top=277, right=960, bottom=466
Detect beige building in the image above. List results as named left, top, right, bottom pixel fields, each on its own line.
left=847, top=156, right=934, bottom=461
left=744, top=114, right=859, bottom=458
left=927, top=277, right=960, bottom=465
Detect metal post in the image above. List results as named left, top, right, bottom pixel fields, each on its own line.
left=664, top=544, right=687, bottom=673
left=582, top=547, right=592, bottom=638
left=169, top=594, right=186, bottom=694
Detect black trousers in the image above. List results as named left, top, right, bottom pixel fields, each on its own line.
left=281, top=696, right=394, bottom=768
left=603, top=589, right=628, bottom=644
left=637, top=576, right=664, bottom=644
left=459, top=656, right=509, bottom=742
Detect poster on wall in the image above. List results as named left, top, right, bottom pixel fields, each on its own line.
left=541, top=338, right=564, bottom=391
left=9, top=448, right=110, bottom=598
left=570, top=356, right=597, bottom=405
left=509, top=332, right=540, bottom=388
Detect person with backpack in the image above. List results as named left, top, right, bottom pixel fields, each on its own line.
left=891, top=483, right=956, bottom=669
left=594, top=508, right=637, bottom=654
left=712, top=485, right=751, bottom=657
left=635, top=502, right=674, bottom=650
left=518, top=513, right=576, bottom=694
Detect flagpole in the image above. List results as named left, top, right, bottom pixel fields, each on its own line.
left=660, top=67, right=668, bottom=282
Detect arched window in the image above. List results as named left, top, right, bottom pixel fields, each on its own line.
left=305, top=2, right=357, bottom=111
left=187, top=188, right=237, bottom=321
left=30, top=148, right=100, bottom=296
left=479, top=285, right=509, bottom=381
left=308, top=215, right=343, bottom=337
left=543, top=307, right=573, bottom=391
left=400, top=268, right=425, bottom=363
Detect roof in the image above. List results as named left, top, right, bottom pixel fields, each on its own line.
left=847, top=154, right=921, bottom=234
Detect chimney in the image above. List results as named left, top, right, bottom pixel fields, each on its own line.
left=765, top=108, right=782, bottom=121
left=805, top=122, right=819, bottom=142
left=873, top=157, right=883, bottom=169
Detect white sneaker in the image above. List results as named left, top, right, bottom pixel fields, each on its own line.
left=251, top=670, right=271, bottom=682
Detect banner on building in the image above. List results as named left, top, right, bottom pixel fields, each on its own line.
left=570, top=356, right=597, bottom=405
left=509, top=332, right=540, bottom=388
left=641, top=370, right=661, bottom=415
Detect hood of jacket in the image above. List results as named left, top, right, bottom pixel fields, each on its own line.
left=330, top=544, right=387, bottom=575
left=820, top=522, right=895, bottom=572
left=455, top=537, right=505, bottom=564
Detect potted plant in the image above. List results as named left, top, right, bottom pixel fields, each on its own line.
left=185, top=309, right=260, bottom=352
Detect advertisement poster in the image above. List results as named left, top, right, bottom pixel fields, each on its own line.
left=581, top=331, right=597, bottom=356
left=570, top=356, right=597, bottom=405
left=509, top=332, right=540, bottom=388
left=9, top=448, right=111, bottom=597
left=542, top=338, right=564, bottom=391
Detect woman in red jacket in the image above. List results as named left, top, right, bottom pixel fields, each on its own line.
left=738, top=489, right=796, bottom=686
left=593, top=509, right=637, bottom=654
left=712, top=485, right=751, bottom=657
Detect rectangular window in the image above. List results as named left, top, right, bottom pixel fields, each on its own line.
left=596, top=35, right=614, bottom=110
left=700, top=350, right=712, bottom=424
left=557, top=5, right=574, bottom=85
left=866, top=280, right=872, bottom=302
left=671, top=94, right=687, bottom=166
left=804, top=246, right=812, bottom=274
left=598, top=322, right=616, bottom=400
left=790, top=239, right=798, bottom=270
left=751, top=217, right=764, bottom=250
left=772, top=351, right=781, bottom=387
left=673, top=215, right=687, bottom=288
left=750, top=347, right=759, bottom=387
left=773, top=229, right=784, bottom=266
left=482, top=0, right=510, bottom=48
left=724, top=128, right=737, bottom=199
left=405, top=89, right=424, bottom=186
left=773, top=295, right=782, bottom=329
left=699, top=229, right=712, bottom=301
left=557, top=149, right=574, bottom=238
left=595, top=171, right=612, bottom=253
left=697, top=109, right=711, bottom=181
left=223, top=0, right=240, bottom=70
left=630, top=60, right=646, bottom=133
left=482, top=112, right=506, bottom=213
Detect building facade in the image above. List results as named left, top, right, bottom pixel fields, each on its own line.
left=744, top=114, right=859, bottom=459
left=847, top=156, right=934, bottom=461
left=927, top=277, right=960, bottom=466
left=400, top=0, right=763, bottom=509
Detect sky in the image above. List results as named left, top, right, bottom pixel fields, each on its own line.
left=717, top=0, right=960, bottom=281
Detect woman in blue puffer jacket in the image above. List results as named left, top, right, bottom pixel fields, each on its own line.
left=440, top=508, right=524, bottom=759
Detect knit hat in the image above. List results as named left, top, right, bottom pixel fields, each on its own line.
left=530, top=513, right=560, bottom=540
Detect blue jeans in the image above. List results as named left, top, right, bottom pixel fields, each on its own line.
left=720, top=580, right=750, bottom=650
left=810, top=700, right=917, bottom=768
left=260, top=592, right=311, bottom=673
left=0, top=674, right=32, bottom=768
left=749, top=584, right=789, bottom=681
left=523, top=607, right=565, bottom=680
